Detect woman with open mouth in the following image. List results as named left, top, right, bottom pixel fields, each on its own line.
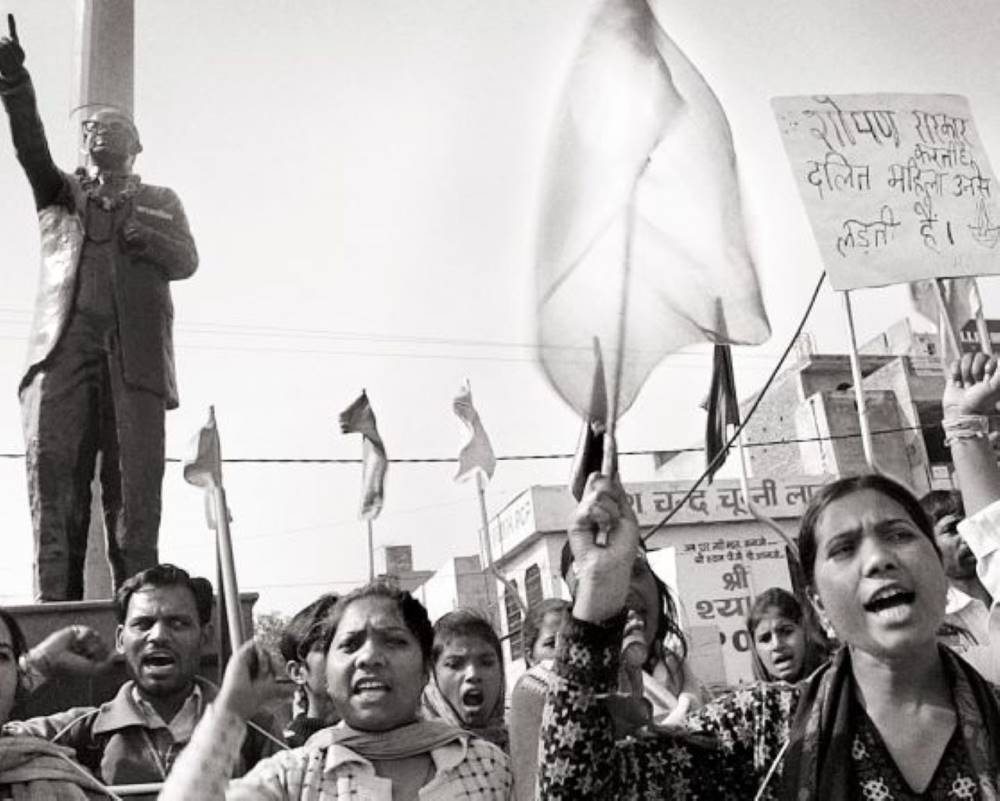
left=160, top=581, right=512, bottom=800
left=421, top=610, right=508, bottom=751
left=747, top=587, right=831, bottom=683
left=539, top=463, right=1000, bottom=800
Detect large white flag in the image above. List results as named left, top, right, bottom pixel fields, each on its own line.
left=535, top=0, right=770, bottom=422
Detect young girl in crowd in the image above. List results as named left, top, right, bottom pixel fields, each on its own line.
left=278, top=592, right=339, bottom=747
left=539, top=470, right=1000, bottom=800
left=160, top=581, right=511, bottom=800
left=508, top=599, right=570, bottom=801
left=521, top=599, right=570, bottom=666
left=747, top=587, right=830, bottom=683
left=420, top=610, right=508, bottom=750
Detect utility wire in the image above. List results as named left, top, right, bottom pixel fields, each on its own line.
left=0, top=421, right=943, bottom=464
left=643, top=271, right=828, bottom=542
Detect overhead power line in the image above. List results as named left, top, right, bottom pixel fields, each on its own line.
left=643, top=271, right=828, bottom=542
left=0, top=422, right=947, bottom=464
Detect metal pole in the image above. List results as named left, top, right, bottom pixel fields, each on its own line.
left=475, top=472, right=526, bottom=617
left=841, top=290, right=877, bottom=472
left=212, top=486, right=244, bottom=653
left=367, top=520, right=375, bottom=580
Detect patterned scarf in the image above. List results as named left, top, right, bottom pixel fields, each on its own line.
left=779, top=645, right=1000, bottom=801
left=305, top=719, right=466, bottom=761
left=420, top=678, right=509, bottom=751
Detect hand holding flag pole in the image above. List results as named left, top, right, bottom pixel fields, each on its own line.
left=183, top=406, right=245, bottom=653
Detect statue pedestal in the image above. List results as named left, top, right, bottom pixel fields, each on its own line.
left=6, top=592, right=258, bottom=717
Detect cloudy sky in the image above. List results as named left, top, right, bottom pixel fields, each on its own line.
left=1, top=0, right=999, bottom=613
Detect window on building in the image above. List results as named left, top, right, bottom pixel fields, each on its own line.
left=524, top=564, right=543, bottom=609
left=504, top=580, right=523, bottom=661
left=916, top=400, right=948, bottom=465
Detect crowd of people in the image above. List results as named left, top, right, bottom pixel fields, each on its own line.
left=0, top=376, right=997, bottom=800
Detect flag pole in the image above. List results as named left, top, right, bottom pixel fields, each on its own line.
left=474, top=472, right=526, bottom=617
left=367, top=520, right=375, bottom=581
left=598, top=194, right=635, bottom=544
left=211, top=485, right=245, bottom=652
left=841, top=290, right=877, bottom=472
left=971, top=279, right=992, bottom=355
left=932, top=279, right=963, bottom=360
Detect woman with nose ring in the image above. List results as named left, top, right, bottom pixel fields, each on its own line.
left=421, top=610, right=508, bottom=751
left=160, top=580, right=511, bottom=800
left=538, top=464, right=1000, bottom=800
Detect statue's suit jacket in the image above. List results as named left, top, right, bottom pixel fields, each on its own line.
left=0, top=71, right=198, bottom=409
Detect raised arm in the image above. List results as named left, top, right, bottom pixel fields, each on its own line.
left=942, top=353, right=1000, bottom=517
left=539, top=475, right=760, bottom=800
left=160, top=641, right=290, bottom=801
left=0, top=15, right=65, bottom=210
left=943, top=352, right=1000, bottom=601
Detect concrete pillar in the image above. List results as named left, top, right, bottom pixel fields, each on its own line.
left=74, top=0, right=134, bottom=598
left=71, top=0, right=134, bottom=163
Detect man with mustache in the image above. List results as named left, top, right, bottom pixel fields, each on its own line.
left=3, top=565, right=280, bottom=797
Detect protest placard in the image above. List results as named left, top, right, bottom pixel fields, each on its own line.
left=773, top=94, right=1000, bottom=290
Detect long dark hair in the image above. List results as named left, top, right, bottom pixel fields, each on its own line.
left=797, top=473, right=938, bottom=586
left=560, top=540, right=688, bottom=678
left=746, top=587, right=830, bottom=682
left=0, top=609, right=29, bottom=717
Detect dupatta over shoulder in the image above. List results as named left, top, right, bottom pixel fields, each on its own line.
left=777, top=646, right=1000, bottom=801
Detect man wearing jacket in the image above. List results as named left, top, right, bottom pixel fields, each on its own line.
left=0, top=15, right=198, bottom=600
left=4, top=565, right=282, bottom=798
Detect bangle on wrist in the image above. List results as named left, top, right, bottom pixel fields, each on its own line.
left=942, top=414, right=990, bottom=448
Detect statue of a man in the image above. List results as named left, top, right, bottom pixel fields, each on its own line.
left=0, top=16, right=198, bottom=601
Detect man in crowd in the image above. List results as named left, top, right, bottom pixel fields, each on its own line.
left=921, top=489, right=998, bottom=681
left=4, top=564, right=281, bottom=795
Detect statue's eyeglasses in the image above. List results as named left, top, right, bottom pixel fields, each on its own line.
left=81, top=119, right=131, bottom=136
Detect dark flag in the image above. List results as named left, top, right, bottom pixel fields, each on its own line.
left=339, top=390, right=388, bottom=520
left=704, top=344, right=739, bottom=482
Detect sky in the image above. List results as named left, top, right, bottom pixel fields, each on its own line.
left=1, top=0, right=1000, bottom=615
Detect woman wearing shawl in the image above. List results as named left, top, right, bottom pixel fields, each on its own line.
left=540, top=468, right=1000, bottom=800
left=159, top=580, right=511, bottom=800
left=539, top=353, right=1000, bottom=801
left=420, top=610, right=508, bottom=751
left=0, top=610, right=109, bottom=800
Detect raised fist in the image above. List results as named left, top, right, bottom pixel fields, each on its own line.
left=942, top=352, right=1000, bottom=419
left=0, top=15, right=26, bottom=80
